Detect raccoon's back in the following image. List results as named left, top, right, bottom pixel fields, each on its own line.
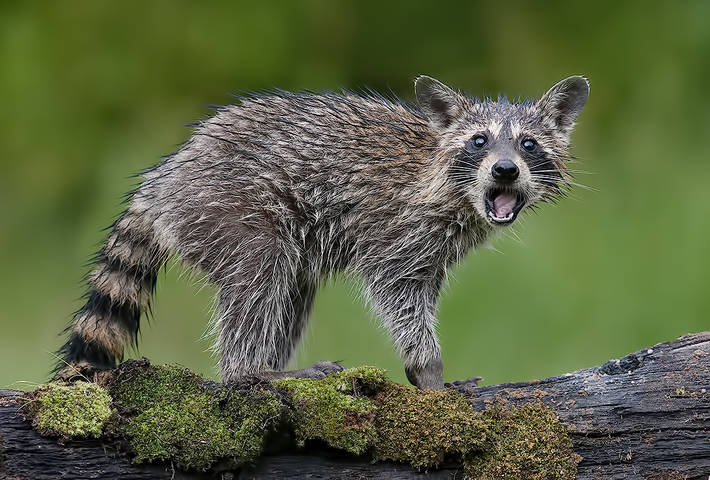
left=149, top=92, right=433, bottom=214
left=199, top=91, right=432, bottom=172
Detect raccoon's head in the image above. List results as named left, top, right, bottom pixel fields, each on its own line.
left=416, top=75, right=589, bottom=226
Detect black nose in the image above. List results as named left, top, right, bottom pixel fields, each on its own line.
left=491, top=160, right=519, bottom=181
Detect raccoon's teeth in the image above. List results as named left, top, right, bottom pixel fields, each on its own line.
left=488, top=210, right=514, bottom=222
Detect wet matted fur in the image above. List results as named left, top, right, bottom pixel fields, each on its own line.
left=56, top=75, right=589, bottom=389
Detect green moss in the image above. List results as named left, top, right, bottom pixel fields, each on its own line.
left=273, top=366, right=387, bottom=455
left=373, top=383, right=491, bottom=470
left=22, top=382, right=112, bottom=439
left=23, top=362, right=577, bottom=478
left=465, top=401, right=580, bottom=480
left=371, top=383, right=577, bottom=478
left=108, top=361, right=203, bottom=412
left=108, top=360, right=283, bottom=471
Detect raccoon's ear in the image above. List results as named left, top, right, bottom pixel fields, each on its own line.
left=415, top=75, right=463, bottom=129
left=537, top=76, right=590, bottom=133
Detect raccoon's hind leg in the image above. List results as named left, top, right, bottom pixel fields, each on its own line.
left=278, top=273, right=318, bottom=363
left=265, top=273, right=344, bottom=380
left=55, top=204, right=168, bottom=380
left=213, top=241, right=340, bottom=383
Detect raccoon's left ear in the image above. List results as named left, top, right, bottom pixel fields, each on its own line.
left=537, top=76, right=590, bottom=133
left=415, top=75, right=463, bottom=130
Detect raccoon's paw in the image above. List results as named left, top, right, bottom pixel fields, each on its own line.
left=405, top=358, right=445, bottom=390
left=53, top=361, right=113, bottom=384
left=289, top=360, right=345, bottom=379
left=263, top=361, right=344, bottom=381
left=445, top=376, right=483, bottom=390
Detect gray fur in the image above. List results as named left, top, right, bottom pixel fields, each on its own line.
left=58, top=75, right=589, bottom=388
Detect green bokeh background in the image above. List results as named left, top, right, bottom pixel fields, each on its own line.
left=2, top=1, right=709, bottom=389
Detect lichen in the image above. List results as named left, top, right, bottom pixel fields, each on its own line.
left=272, top=366, right=387, bottom=455
left=373, top=383, right=491, bottom=470
left=108, top=360, right=283, bottom=471
left=22, top=382, right=112, bottom=439
left=465, top=401, right=580, bottom=480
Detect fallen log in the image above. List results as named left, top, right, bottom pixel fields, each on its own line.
left=1, top=333, right=708, bottom=479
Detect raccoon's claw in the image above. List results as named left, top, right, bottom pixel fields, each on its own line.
left=258, top=361, right=345, bottom=382
left=309, top=360, right=345, bottom=376
left=290, top=360, right=345, bottom=379
left=445, top=376, right=483, bottom=389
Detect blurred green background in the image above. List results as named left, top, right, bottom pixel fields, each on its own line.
left=2, top=1, right=709, bottom=389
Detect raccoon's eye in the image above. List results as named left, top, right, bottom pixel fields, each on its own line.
left=472, top=134, right=487, bottom=148
left=521, top=139, right=537, bottom=151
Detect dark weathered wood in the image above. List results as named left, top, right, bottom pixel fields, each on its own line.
left=455, top=332, right=710, bottom=479
left=240, top=448, right=459, bottom=479
left=1, top=333, right=709, bottom=479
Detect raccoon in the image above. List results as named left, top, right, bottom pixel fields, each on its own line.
left=56, top=75, right=589, bottom=389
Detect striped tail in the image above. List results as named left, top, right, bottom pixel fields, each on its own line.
left=55, top=205, right=168, bottom=377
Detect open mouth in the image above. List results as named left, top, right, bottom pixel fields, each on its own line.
left=485, top=189, right=526, bottom=225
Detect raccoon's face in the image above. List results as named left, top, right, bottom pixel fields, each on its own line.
left=416, top=75, right=589, bottom=227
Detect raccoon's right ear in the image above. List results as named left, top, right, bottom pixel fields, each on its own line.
left=415, top=76, right=463, bottom=129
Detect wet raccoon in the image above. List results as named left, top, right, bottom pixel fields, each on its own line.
left=56, top=75, right=589, bottom=389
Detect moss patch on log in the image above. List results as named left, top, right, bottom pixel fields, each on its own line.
left=372, top=384, right=578, bottom=478
left=273, top=365, right=386, bottom=455
left=465, top=402, right=581, bottom=479
left=373, top=383, right=491, bottom=470
left=21, top=382, right=112, bottom=439
left=23, top=360, right=578, bottom=478
left=107, top=360, right=283, bottom=471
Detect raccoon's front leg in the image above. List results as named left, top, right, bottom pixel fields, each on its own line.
left=369, top=277, right=444, bottom=390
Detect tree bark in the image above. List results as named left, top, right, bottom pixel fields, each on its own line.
left=1, top=333, right=709, bottom=479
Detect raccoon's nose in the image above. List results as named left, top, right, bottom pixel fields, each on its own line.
left=491, top=160, right=519, bottom=182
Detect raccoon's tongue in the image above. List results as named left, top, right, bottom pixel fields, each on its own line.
left=493, top=192, right=517, bottom=218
